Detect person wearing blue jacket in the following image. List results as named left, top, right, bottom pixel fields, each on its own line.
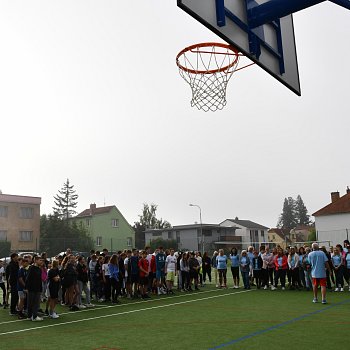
left=108, top=254, right=120, bottom=303
left=240, top=250, right=251, bottom=289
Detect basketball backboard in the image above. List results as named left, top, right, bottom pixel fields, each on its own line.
left=177, top=0, right=301, bottom=95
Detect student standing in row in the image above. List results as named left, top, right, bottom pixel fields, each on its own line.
left=25, top=256, right=44, bottom=321
left=230, top=248, right=240, bottom=289
left=216, top=249, right=228, bottom=289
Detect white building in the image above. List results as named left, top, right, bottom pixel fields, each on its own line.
left=313, top=188, right=350, bottom=246
left=220, top=218, right=269, bottom=249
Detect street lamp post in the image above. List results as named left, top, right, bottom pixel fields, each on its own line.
left=189, top=203, right=203, bottom=254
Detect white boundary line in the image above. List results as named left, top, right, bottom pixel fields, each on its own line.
left=0, top=289, right=252, bottom=336
left=0, top=287, right=236, bottom=326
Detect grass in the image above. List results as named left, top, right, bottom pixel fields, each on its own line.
left=1, top=284, right=349, bottom=349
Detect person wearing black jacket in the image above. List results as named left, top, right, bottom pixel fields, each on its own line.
left=25, top=256, right=43, bottom=321
left=8, top=253, right=19, bottom=315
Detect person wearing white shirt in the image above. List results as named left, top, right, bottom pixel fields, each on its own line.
left=165, top=249, right=177, bottom=294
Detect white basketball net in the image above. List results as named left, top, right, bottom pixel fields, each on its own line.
left=177, top=43, right=239, bottom=112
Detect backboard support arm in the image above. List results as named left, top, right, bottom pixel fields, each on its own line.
left=329, top=0, right=350, bottom=10
left=216, top=0, right=285, bottom=74
left=247, top=0, right=326, bottom=28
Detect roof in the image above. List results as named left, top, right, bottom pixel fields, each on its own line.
left=145, top=224, right=239, bottom=233
left=224, top=219, right=269, bottom=230
left=268, top=228, right=291, bottom=240
left=76, top=206, right=114, bottom=218
left=0, top=194, right=41, bottom=205
left=313, top=191, right=350, bottom=217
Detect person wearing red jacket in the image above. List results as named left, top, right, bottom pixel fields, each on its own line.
left=273, top=247, right=288, bottom=290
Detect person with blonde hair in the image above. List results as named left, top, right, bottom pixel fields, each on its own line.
left=216, top=249, right=228, bottom=288
left=240, top=250, right=251, bottom=289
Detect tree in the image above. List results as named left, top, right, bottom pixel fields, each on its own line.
left=134, top=203, right=171, bottom=249
left=295, top=195, right=311, bottom=226
left=53, top=178, right=79, bottom=220
left=307, top=228, right=317, bottom=242
left=40, top=214, right=94, bottom=256
left=277, top=197, right=297, bottom=230
left=149, top=238, right=178, bottom=251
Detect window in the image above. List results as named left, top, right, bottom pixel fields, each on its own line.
left=20, top=207, right=34, bottom=219
left=0, top=230, right=7, bottom=241
left=203, top=230, right=212, bottom=237
left=86, top=219, right=91, bottom=227
left=19, top=231, right=33, bottom=241
left=0, top=206, right=8, bottom=217
left=111, top=219, right=119, bottom=227
left=152, top=231, right=162, bottom=237
left=176, top=231, right=180, bottom=244
left=126, top=237, right=132, bottom=247
left=168, top=231, right=172, bottom=239
left=96, top=236, right=102, bottom=246
left=261, top=230, right=265, bottom=240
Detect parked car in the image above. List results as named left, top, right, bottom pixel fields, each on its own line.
left=0, top=256, right=11, bottom=264
left=18, top=251, right=39, bottom=258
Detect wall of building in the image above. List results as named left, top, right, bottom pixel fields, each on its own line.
left=315, top=214, right=350, bottom=246
left=0, top=197, right=40, bottom=252
left=74, top=207, right=134, bottom=251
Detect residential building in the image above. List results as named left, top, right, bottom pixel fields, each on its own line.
left=312, top=188, right=350, bottom=246
left=145, top=223, right=241, bottom=253
left=71, top=204, right=135, bottom=251
left=268, top=228, right=292, bottom=249
left=220, top=218, right=269, bottom=249
left=0, top=193, right=41, bottom=252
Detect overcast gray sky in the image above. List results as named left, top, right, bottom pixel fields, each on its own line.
left=1, top=1, right=349, bottom=228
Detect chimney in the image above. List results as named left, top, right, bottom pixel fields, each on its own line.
left=90, top=203, right=97, bottom=214
left=347, top=186, right=350, bottom=194
left=331, top=192, right=340, bottom=203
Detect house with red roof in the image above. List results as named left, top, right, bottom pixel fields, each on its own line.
left=312, top=187, right=350, bottom=246
left=70, top=203, right=135, bottom=251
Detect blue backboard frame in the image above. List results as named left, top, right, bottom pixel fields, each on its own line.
left=177, top=0, right=301, bottom=96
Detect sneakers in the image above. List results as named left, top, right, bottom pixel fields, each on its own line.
left=78, top=304, right=87, bottom=309
left=322, top=300, right=327, bottom=304
left=313, top=298, right=318, bottom=303
left=32, top=316, right=43, bottom=321
left=263, top=285, right=268, bottom=290
left=340, top=288, right=344, bottom=292
left=281, top=287, right=285, bottom=290
left=49, top=312, right=60, bottom=319
left=85, top=303, right=95, bottom=308
left=18, top=312, right=26, bottom=319
left=335, top=288, right=339, bottom=292
left=271, top=285, right=277, bottom=290
left=69, top=305, right=80, bottom=311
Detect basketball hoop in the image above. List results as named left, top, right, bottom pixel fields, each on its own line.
left=176, top=42, right=253, bottom=112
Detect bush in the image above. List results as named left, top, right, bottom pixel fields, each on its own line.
left=0, top=241, right=11, bottom=257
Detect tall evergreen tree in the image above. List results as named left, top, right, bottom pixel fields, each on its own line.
left=295, top=194, right=311, bottom=226
left=53, top=178, right=78, bottom=220
left=277, top=197, right=297, bottom=230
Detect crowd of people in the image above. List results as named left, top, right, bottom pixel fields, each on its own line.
left=0, top=239, right=349, bottom=321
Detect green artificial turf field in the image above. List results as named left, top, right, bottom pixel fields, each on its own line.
left=1, top=285, right=349, bottom=349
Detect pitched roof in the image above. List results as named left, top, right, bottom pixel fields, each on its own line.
left=268, top=228, right=292, bottom=241
left=313, top=191, right=350, bottom=217
left=76, top=205, right=114, bottom=218
left=225, top=219, right=269, bottom=230
left=0, top=193, right=41, bottom=205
